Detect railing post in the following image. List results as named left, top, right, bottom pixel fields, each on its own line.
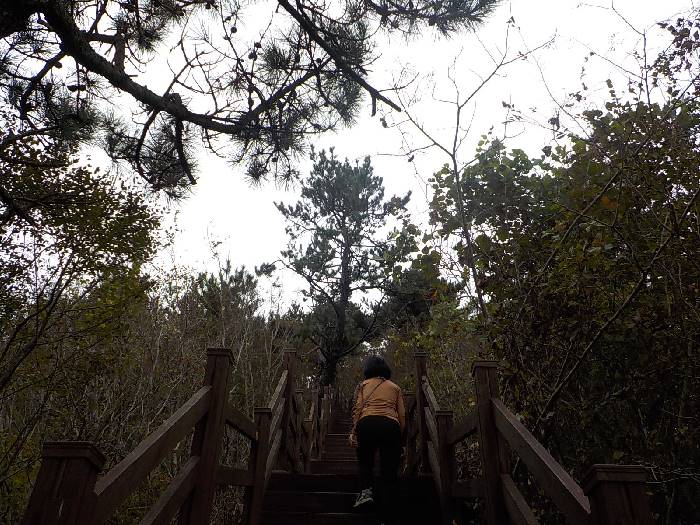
left=248, top=408, right=271, bottom=525
left=414, top=351, right=429, bottom=472
left=277, top=350, right=296, bottom=471
left=179, top=348, right=232, bottom=525
left=472, top=360, right=508, bottom=525
left=582, top=465, right=653, bottom=525
left=436, top=410, right=455, bottom=525
left=403, top=392, right=416, bottom=475
left=21, top=442, right=104, bottom=525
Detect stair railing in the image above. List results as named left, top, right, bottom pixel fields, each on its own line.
left=412, top=352, right=654, bottom=525
left=401, top=391, right=419, bottom=476
left=21, top=348, right=328, bottom=525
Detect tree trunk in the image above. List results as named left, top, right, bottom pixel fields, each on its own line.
left=321, top=360, right=337, bottom=386
left=325, top=233, right=352, bottom=385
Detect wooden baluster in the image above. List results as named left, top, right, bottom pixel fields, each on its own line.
left=21, top=442, right=105, bottom=525
left=414, top=351, right=429, bottom=472
left=248, top=408, right=271, bottom=525
left=307, top=387, right=319, bottom=461
left=436, top=410, right=455, bottom=525
left=295, top=388, right=305, bottom=472
left=583, top=465, right=653, bottom=525
left=277, top=350, right=296, bottom=471
left=403, top=392, right=416, bottom=475
left=326, top=385, right=334, bottom=432
left=472, top=360, right=509, bottom=525
left=179, top=348, right=232, bottom=525
left=320, top=386, right=331, bottom=451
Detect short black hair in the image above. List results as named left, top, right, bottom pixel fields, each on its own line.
left=363, top=355, right=392, bottom=380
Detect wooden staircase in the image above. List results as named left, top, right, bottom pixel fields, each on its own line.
left=261, top=413, right=441, bottom=525
left=21, top=348, right=655, bottom=525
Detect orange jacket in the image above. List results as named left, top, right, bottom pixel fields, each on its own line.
left=352, top=377, right=406, bottom=434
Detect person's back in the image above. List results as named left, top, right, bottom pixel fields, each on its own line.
left=352, top=377, right=405, bottom=429
left=350, top=356, right=405, bottom=525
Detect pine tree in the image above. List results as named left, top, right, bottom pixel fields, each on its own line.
left=275, top=149, right=417, bottom=383
left=1, top=0, right=500, bottom=193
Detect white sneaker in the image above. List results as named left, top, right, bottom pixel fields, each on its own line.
left=353, top=488, right=373, bottom=507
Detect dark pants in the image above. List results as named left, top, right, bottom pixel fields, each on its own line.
left=356, top=415, right=401, bottom=524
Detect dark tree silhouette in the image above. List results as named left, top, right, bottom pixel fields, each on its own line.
left=1, top=0, right=500, bottom=194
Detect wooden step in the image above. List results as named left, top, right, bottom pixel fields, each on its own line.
left=324, top=447, right=355, bottom=455
left=261, top=511, right=377, bottom=525
left=323, top=452, right=355, bottom=458
left=267, top=473, right=439, bottom=493
left=326, top=433, right=352, bottom=442
left=264, top=490, right=359, bottom=512
left=268, top=473, right=362, bottom=492
left=310, top=459, right=359, bottom=474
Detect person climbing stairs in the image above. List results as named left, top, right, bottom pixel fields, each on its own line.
left=260, top=412, right=441, bottom=524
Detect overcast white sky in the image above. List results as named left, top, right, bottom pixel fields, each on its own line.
left=152, top=0, right=696, bottom=304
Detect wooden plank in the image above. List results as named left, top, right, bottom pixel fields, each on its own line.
left=501, top=474, right=539, bottom=525
left=291, top=389, right=300, bottom=413
left=451, top=478, right=485, bottom=499
left=178, top=348, right=232, bottom=525
left=404, top=393, right=416, bottom=415
left=94, top=386, right=211, bottom=521
left=424, top=407, right=439, bottom=446
left=266, top=428, right=283, bottom=481
left=422, top=377, right=440, bottom=414
left=436, top=410, right=454, bottom=524
left=414, top=352, right=429, bottom=472
left=269, top=398, right=284, bottom=441
left=472, top=361, right=509, bottom=525
left=268, top=370, right=288, bottom=412
left=288, top=410, right=298, bottom=437
left=427, top=440, right=442, bottom=494
left=224, top=403, right=257, bottom=442
left=307, top=396, right=317, bottom=421
left=215, top=465, right=253, bottom=486
left=21, top=442, right=105, bottom=525
left=447, top=410, right=477, bottom=445
left=248, top=408, right=271, bottom=525
left=492, top=399, right=590, bottom=524
left=139, top=457, right=198, bottom=525
left=582, top=465, right=653, bottom=525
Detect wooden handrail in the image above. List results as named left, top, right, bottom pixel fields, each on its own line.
left=446, top=410, right=476, bottom=445
left=266, top=429, right=283, bottom=480
left=426, top=441, right=442, bottom=492
left=422, top=377, right=440, bottom=414
left=408, top=354, right=653, bottom=525
left=224, top=402, right=257, bottom=441
left=268, top=370, right=288, bottom=413
left=424, top=407, right=440, bottom=449
left=138, top=456, right=199, bottom=525
left=94, top=385, right=212, bottom=521
left=500, top=474, right=538, bottom=525
left=269, top=399, right=284, bottom=443
left=492, top=398, right=590, bottom=525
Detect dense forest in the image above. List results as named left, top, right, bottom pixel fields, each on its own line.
left=1, top=0, right=699, bottom=523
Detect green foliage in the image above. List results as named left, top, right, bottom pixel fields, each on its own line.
left=276, top=149, right=417, bottom=383
left=0, top=127, right=161, bottom=521
left=421, top=23, right=700, bottom=520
